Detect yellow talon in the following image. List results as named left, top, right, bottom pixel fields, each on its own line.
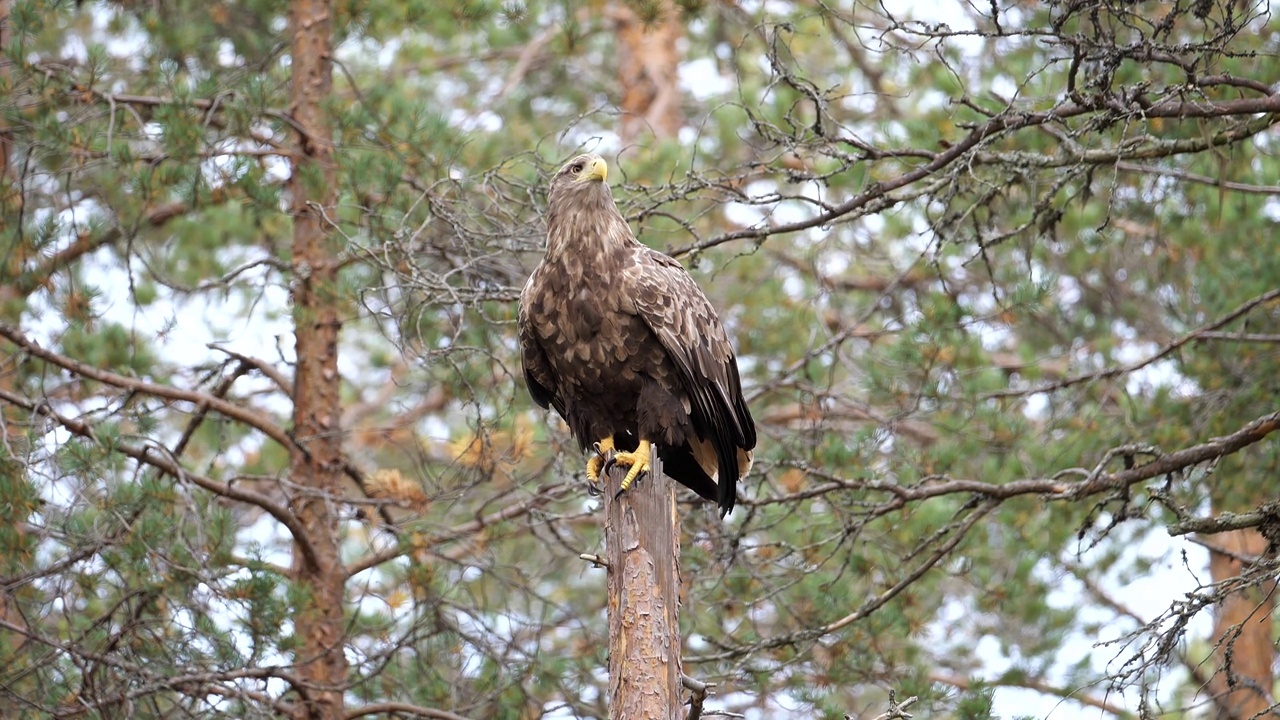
left=586, top=436, right=615, bottom=485
left=611, top=440, right=652, bottom=495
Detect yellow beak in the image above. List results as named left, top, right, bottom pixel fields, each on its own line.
left=584, top=157, right=608, bottom=183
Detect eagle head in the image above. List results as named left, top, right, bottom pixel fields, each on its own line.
left=548, top=153, right=613, bottom=215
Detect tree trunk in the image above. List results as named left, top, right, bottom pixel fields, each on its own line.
left=0, top=0, right=13, bottom=201
left=611, top=0, right=684, bottom=146
left=0, top=0, right=26, bottom=649
left=0, top=0, right=22, bottom=312
left=603, top=453, right=683, bottom=720
left=287, top=1, right=347, bottom=719
left=1206, top=527, right=1276, bottom=720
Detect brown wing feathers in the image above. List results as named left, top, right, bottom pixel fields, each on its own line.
left=517, top=301, right=561, bottom=415
left=631, top=249, right=754, bottom=514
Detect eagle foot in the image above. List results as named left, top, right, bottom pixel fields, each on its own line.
left=605, top=440, right=652, bottom=499
left=585, top=436, right=615, bottom=495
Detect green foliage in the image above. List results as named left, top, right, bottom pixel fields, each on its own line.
left=956, top=685, right=997, bottom=720
left=1, top=0, right=1276, bottom=718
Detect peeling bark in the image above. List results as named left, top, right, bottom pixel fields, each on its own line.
left=603, top=454, right=683, bottom=720
left=611, top=0, right=685, bottom=146
left=0, top=0, right=26, bottom=645
left=0, top=0, right=14, bottom=203
left=1206, top=527, right=1276, bottom=720
left=287, top=1, right=347, bottom=719
left=0, top=0, right=23, bottom=312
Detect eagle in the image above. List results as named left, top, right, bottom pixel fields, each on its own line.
left=518, top=153, right=756, bottom=517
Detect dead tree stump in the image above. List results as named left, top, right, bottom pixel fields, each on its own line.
left=602, top=452, right=682, bottom=720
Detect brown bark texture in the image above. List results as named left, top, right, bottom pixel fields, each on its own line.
left=603, top=453, right=683, bottom=720
left=0, top=0, right=12, bottom=203
left=1206, top=527, right=1276, bottom=720
left=287, top=1, right=347, bottom=719
left=0, top=0, right=21, bottom=305
left=0, top=0, right=24, bottom=644
left=612, top=0, right=684, bottom=146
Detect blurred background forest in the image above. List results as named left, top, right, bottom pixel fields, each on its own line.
left=0, top=0, right=1277, bottom=718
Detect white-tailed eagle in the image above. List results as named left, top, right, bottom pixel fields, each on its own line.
left=518, top=153, right=755, bottom=516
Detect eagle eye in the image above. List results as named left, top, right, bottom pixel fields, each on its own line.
left=569, top=162, right=584, bottom=174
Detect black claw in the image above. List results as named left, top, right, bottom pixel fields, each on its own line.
left=586, top=480, right=603, bottom=497
left=612, top=470, right=649, bottom=501
left=602, top=456, right=617, bottom=475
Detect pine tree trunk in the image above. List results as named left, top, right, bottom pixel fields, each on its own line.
left=612, top=0, right=684, bottom=146
left=1206, top=527, right=1275, bottom=720
left=287, top=1, right=347, bottom=718
left=0, top=0, right=21, bottom=304
left=0, top=0, right=12, bottom=199
left=0, top=0, right=25, bottom=648
left=603, top=453, right=683, bottom=720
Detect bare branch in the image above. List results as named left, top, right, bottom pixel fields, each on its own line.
left=345, top=703, right=473, bottom=720
left=863, top=690, right=917, bottom=720
left=928, top=671, right=1129, bottom=717
left=579, top=553, right=609, bottom=569
left=752, top=409, right=1278, bottom=515
left=1065, top=560, right=1216, bottom=695
left=1117, top=162, right=1280, bottom=196
left=207, top=344, right=293, bottom=393
left=683, top=674, right=713, bottom=720
left=0, top=322, right=299, bottom=454
left=692, top=499, right=998, bottom=663
left=673, top=95, right=1280, bottom=256
left=985, top=289, right=1280, bottom=399
left=344, top=482, right=574, bottom=578
left=1169, top=502, right=1280, bottom=539
left=1192, top=331, right=1280, bottom=343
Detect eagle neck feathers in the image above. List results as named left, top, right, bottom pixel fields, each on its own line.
left=544, top=187, right=637, bottom=264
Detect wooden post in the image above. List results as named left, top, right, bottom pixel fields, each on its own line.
left=603, top=452, right=683, bottom=720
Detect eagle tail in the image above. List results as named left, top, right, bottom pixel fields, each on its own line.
left=712, top=430, right=740, bottom=517
left=660, top=437, right=744, bottom=518
left=658, top=443, right=720, bottom=506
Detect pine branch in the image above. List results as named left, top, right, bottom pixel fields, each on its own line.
left=0, top=386, right=322, bottom=570
left=0, top=321, right=386, bottom=521
left=8, top=200, right=187, bottom=297
left=79, top=88, right=301, bottom=138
